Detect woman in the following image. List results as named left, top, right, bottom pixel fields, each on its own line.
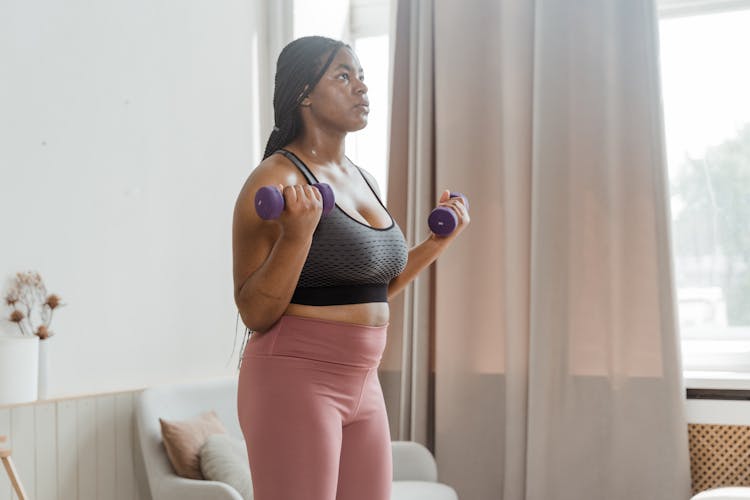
left=232, top=36, right=469, bottom=500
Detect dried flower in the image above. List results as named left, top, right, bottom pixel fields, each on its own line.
left=5, top=292, right=18, bottom=307
left=3, top=271, right=64, bottom=338
left=36, top=325, right=52, bottom=340
left=45, top=294, right=61, bottom=310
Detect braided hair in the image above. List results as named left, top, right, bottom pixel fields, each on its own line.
left=262, top=36, right=349, bottom=160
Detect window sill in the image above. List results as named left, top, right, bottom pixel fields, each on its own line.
left=684, top=370, right=750, bottom=391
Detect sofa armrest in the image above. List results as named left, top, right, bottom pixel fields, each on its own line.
left=153, top=475, right=244, bottom=500
left=391, top=441, right=438, bottom=482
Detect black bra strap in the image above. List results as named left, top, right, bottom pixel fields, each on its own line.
left=275, top=149, right=318, bottom=185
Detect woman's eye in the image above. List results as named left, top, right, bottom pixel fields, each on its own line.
left=339, top=73, right=350, bottom=81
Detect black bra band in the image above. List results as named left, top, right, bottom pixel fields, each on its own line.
left=290, top=284, right=388, bottom=306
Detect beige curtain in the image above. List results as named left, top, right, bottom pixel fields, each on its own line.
left=384, top=1, right=692, bottom=499
left=383, top=0, right=438, bottom=450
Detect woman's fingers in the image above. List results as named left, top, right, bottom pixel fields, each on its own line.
left=279, top=184, right=323, bottom=213
left=437, top=193, right=467, bottom=213
left=305, top=184, right=323, bottom=203
left=439, top=193, right=470, bottom=228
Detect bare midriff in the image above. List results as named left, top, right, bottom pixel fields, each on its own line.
left=284, top=302, right=390, bottom=327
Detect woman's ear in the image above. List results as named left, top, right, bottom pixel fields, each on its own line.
left=298, top=85, right=312, bottom=107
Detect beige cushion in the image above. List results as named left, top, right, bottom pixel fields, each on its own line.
left=200, top=434, right=253, bottom=499
left=159, top=410, right=227, bottom=479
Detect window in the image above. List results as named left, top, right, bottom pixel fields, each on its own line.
left=293, top=0, right=391, bottom=202
left=658, top=5, right=750, bottom=375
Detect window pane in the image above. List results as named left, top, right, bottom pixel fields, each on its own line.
left=292, top=1, right=390, bottom=202
left=345, top=35, right=390, bottom=203
left=659, top=9, right=750, bottom=371
left=293, top=0, right=349, bottom=40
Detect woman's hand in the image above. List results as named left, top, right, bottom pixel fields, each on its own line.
left=430, top=189, right=470, bottom=243
left=387, top=189, right=471, bottom=299
left=274, top=184, right=325, bottom=240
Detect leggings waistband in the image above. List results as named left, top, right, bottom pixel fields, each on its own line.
left=244, top=315, right=388, bottom=368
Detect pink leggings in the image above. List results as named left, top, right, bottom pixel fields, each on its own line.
left=237, top=315, right=392, bottom=500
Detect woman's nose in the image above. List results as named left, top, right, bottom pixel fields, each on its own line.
left=355, top=79, right=368, bottom=94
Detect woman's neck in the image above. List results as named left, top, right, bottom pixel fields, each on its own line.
left=290, top=130, right=346, bottom=165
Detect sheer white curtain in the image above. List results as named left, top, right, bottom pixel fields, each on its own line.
left=386, top=1, right=692, bottom=498
left=252, top=0, right=294, bottom=156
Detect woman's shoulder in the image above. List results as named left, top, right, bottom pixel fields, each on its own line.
left=237, top=153, right=307, bottom=203
left=251, top=152, right=306, bottom=185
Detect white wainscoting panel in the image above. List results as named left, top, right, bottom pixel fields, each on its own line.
left=35, top=402, right=56, bottom=500
left=0, top=390, right=144, bottom=500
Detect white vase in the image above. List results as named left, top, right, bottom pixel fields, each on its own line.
left=0, top=335, right=39, bottom=405
left=38, top=338, right=49, bottom=400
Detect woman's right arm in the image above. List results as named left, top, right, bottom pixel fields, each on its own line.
left=232, top=160, right=323, bottom=332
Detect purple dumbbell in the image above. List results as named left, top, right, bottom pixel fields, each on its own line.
left=255, top=183, right=335, bottom=220
left=428, top=192, right=469, bottom=236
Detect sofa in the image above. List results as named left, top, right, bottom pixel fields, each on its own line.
left=133, top=376, right=458, bottom=500
left=691, top=488, right=750, bottom=499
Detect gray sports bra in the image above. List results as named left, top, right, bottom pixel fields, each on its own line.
left=275, top=149, right=408, bottom=305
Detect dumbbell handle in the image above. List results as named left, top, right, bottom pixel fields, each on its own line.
left=255, top=183, right=335, bottom=220
left=428, top=192, right=469, bottom=236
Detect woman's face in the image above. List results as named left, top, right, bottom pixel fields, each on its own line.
left=302, top=47, right=369, bottom=133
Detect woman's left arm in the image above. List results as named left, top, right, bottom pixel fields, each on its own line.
left=388, top=190, right=470, bottom=299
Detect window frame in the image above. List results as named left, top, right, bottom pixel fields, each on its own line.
left=657, top=0, right=750, bottom=388
left=659, top=0, right=750, bottom=18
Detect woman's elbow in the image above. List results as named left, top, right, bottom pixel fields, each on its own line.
left=387, top=279, right=405, bottom=301
left=236, top=305, right=270, bottom=333
left=235, top=294, right=284, bottom=333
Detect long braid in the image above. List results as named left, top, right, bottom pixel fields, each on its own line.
left=263, top=36, right=350, bottom=159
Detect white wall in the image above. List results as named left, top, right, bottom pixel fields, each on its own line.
left=0, top=0, right=265, bottom=398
